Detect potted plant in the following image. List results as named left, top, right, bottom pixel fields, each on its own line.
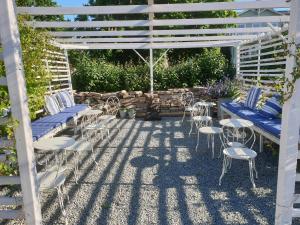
left=127, top=108, right=136, bottom=119
left=206, top=78, right=240, bottom=119
left=119, top=107, right=127, bottom=118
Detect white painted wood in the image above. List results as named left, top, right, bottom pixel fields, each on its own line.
left=241, top=73, right=283, bottom=78
left=240, top=61, right=286, bottom=67
left=0, top=176, right=21, bottom=185
left=150, top=48, right=153, bottom=94
left=0, top=1, right=42, bottom=224
left=0, top=77, right=7, bottom=86
left=0, top=196, right=23, bottom=206
left=55, top=35, right=257, bottom=44
left=50, top=27, right=276, bottom=38
left=26, top=16, right=289, bottom=28
left=16, top=1, right=289, bottom=15
left=292, top=208, right=300, bottom=218
left=0, top=209, right=24, bottom=220
left=61, top=41, right=239, bottom=50
left=275, top=0, right=300, bottom=224
left=236, top=45, right=240, bottom=80
left=240, top=49, right=285, bottom=59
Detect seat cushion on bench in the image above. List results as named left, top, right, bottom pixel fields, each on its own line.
left=31, top=123, right=58, bottom=141
left=60, top=104, right=89, bottom=115
left=33, top=112, right=75, bottom=125
left=222, top=102, right=281, bottom=138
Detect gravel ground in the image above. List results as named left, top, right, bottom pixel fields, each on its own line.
left=1, top=117, right=300, bottom=225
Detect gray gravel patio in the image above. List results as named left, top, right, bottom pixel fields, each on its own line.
left=41, top=117, right=283, bottom=225
left=3, top=117, right=300, bottom=225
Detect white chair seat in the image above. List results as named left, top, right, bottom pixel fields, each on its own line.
left=199, top=126, right=222, bottom=134
left=223, top=147, right=257, bottom=160
left=227, top=142, right=244, bottom=148
left=37, top=170, right=66, bottom=190
left=193, top=116, right=212, bottom=121
left=64, top=139, right=93, bottom=152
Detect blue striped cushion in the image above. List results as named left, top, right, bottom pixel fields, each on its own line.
left=58, top=91, right=75, bottom=108
left=259, top=96, right=282, bottom=119
left=244, top=87, right=261, bottom=109
left=45, top=96, right=60, bottom=115
left=55, top=93, right=65, bottom=111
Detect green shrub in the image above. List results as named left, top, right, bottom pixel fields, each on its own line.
left=72, top=48, right=234, bottom=92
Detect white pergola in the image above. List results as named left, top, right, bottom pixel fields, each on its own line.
left=0, top=0, right=299, bottom=224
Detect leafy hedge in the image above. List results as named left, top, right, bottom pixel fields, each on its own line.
left=72, top=48, right=234, bottom=92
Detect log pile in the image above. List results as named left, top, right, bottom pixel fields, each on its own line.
left=74, top=87, right=210, bottom=117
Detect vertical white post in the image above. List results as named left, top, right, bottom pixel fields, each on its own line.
left=257, top=39, right=261, bottom=86
left=235, top=45, right=240, bottom=80
left=0, top=1, right=42, bottom=224
left=275, top=0, right=300, bottom=224
left=150, top=48, right=154, bottom=94
left=148, top=0, right=154, bottom=95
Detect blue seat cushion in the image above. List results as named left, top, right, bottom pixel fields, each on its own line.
left=31, top=123, right=57, bottom=141
left=33, top=112, right=75, bottom=125
left=60, top=104, right=88, bottom=115
left=222, top=101, right=281, bottom=138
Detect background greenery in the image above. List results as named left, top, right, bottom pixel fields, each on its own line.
left=72, top=48, right=234, bottom=92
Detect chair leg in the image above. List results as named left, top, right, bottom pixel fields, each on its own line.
left=189, top=120, right=193, bottom=136
left=219, top=155, right=228, bottom=186
left=253, top=159, right=258, bottom=179
left=181, top=110, right=186, bottom=123
left=259, top=135, right=264, bottom=153
left=74, top=152, right=79, bottom=184
left=248, top=159, right=256, bottom=188
left=211, top=134, right=215, bottom=159
left=196, top=130, right=200, bottom=150
left=57, top=185, right=68, bottom=224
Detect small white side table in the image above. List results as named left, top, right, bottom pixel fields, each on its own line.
left=199, top=126, right=222, bottom=158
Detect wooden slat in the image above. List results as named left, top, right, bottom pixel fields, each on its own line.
left=0, top=196, right=23, bottom=206
left=0, top=176, right=21, bottom=185
left=26, top=16, right=290, bottom=28
left=55, top=35, right=257, bottom=43
left=0, top=209, right=24, bottom=220
left=0, top=77, right=7, bottom=86
left=16, top=1, right=290, bottom=15
left=50, top=27, right=275, bottom=37
left=292, top=208, right=300, bottom=217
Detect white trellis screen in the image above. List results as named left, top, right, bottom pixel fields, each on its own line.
left=45, top=50, right=73, bottom=95
left=238, top=33, right=288, bottom=93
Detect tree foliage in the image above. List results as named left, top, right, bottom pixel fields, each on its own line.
left=72, top=48, right=234, bottom=92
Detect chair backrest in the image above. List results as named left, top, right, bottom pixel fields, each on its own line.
left=221, top=125, right=256, bottom=149
left=105, top=96, right=120, bottom=116
left=180, top=92, right=194, bottom=108
left=192, top=102, right=211, bottom=128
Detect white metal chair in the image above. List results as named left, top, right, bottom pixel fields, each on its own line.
left=180, top=92, right=194, bottom=123
left=37, top=166, right=68, bottom=224
left=64, top=124, right=99, bottom=183
left=100, top=96, right=121, bottom=132
left=189, top=101, right=212, bottom=136
left=198, top=126, right=223, bottom=158
left=219, top=125, right=258, bottom=188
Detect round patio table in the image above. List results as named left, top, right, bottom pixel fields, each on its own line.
left=219, top=118, right=253, bottom=128
left=33, top=136, right=76, bottom=154
left=82, top=109, right=103, bottom=116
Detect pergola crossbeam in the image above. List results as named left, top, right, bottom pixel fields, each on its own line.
left=50, top=27, right=280, bottom=38
left=16, top=0, right=289, bottom=15
left=26, top=16, right=289, bottom=28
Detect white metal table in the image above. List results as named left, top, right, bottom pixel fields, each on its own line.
left=33, top=136, right=76, bottom=154
left=219, top=118, right=253, bottom=128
